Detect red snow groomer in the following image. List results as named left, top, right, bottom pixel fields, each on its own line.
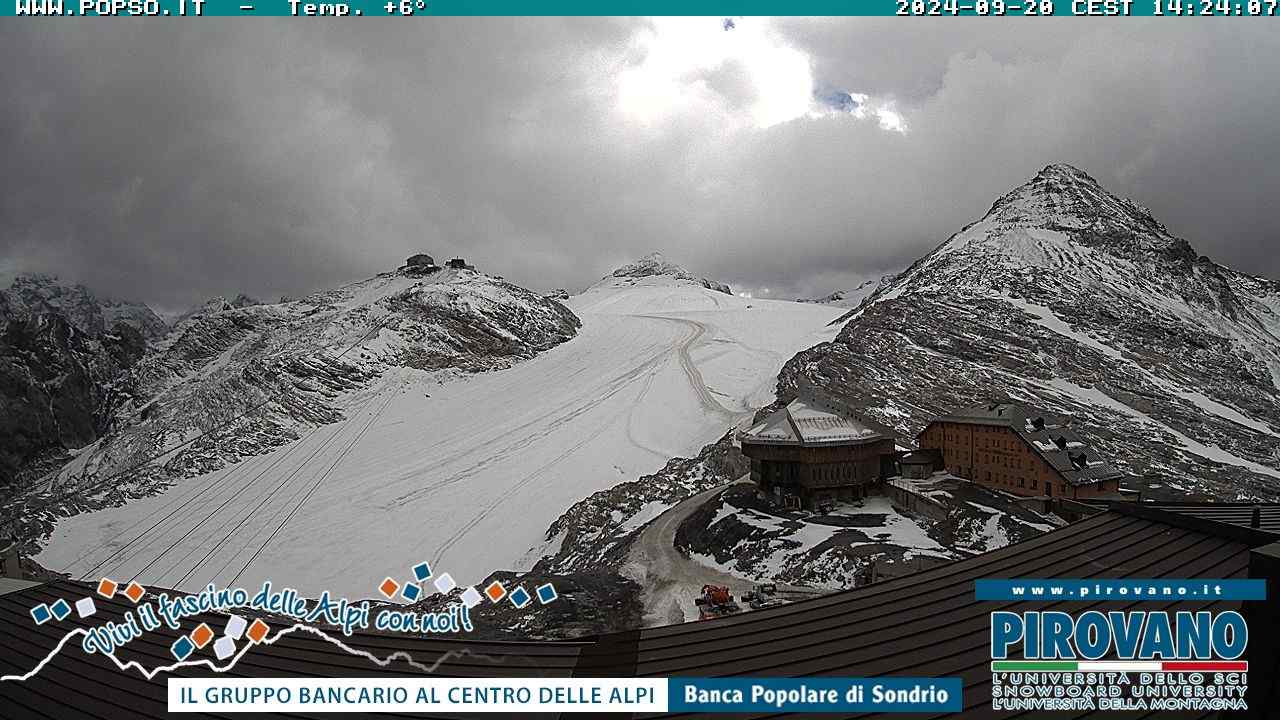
left=695, top=584, right=741, bottom=620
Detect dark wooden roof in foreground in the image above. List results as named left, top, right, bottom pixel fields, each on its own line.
left=1136, top=502, right=1280, bottom=535
left=2, top=505, right=1274, bottom=719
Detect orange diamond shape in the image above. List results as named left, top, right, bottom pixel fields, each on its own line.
left=97, top=578, right=118, bottom=599
left=246, top=618, right=269, bottom=644
left=484, top=581, right=507, bottom=602
left=123, top=582, right=145, bottom=603
left=378, top=577, right=399, bottom=599
left=191, top=623, right=215, bottom=649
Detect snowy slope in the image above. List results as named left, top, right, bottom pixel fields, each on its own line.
left=788, top=164, right=1280, bottom=500
left=35, top=258, right=841, bottom=598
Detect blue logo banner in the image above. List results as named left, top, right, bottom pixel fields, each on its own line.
left=668, top=677, right=962, bottom=713
left=974, top=578, right=1266, bottom=601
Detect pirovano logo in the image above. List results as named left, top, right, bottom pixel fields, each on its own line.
left=979, top=579, right=1260, bottom=713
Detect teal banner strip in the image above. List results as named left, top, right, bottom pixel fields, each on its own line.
left=668, top=678, right=963, bottom=713
left=6, top=0, right=1280, bottom=16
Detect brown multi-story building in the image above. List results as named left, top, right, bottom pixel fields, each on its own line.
left=738, top=395, right=898, bottom=511
left=917, top=402, right=1124, bottom=499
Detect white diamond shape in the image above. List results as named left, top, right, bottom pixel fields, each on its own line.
left=225, top=615, right=247, bottom=640
left=460, top=587, right=482, bottom=609
left=75, top=597, right=96, bottom=618
left=214, top=636, right=236, bottom=661
left=433, top=573, right=456, bottom=594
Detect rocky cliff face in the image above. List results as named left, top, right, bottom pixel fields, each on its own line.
left=782, top=164, right=1280, bottom=501
left=6, top=265, right=581, bottom=541
left=4, top=274, right=168, bottom=341
left=0, top=276, right=158, bottom=493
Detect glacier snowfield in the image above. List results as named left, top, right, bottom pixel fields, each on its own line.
left=37, top=278, right=843, bottom=599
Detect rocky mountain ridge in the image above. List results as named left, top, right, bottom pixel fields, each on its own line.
left=3, top=273, right=168, bottom=341
left=0, top=275, right=163, bottom=493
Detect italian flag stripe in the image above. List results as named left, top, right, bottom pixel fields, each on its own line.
left=991, top=660, right=1247, bottom=672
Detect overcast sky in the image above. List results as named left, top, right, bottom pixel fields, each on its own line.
left=1, top=19, right=1277, bottom=310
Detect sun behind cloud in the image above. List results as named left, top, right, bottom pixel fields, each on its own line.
left=616, top=17, right=906, bottom=133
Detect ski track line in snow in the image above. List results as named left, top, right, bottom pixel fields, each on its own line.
left=623, top=357, right=676, bottom=462
left=66, top=450, right=281, bottom=577
left=77, top=377, right=395, bottom=587
left=72, top=388, right=379, bottom=582
left=56, top=320, right=402, bottom=576
left=227, top=376, right=407, bottom=586
left=0, top=621, right=539, bottom=686
left=189, top=379, right=406, bottom=589
left=9, top=316, right=393, bottom=515
left=165, top=420, right=357, bottom=588
left=429, top=323, right=699, bottom=566
left=432, top=388, right=640, bottom=567
left=380, top=332, right=678, bottom=509
left=636, top=314, right=742, bottom=419
left=93, top=388, right=381, bottom=586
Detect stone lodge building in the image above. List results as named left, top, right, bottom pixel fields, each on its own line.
left=917, top=402, right=1124, bottom=500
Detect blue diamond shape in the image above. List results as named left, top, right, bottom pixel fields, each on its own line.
left=30, top=604, right=51, bottom=625
left=412, top=562, right=431, bottom=582
left=509, top=586, right=531, bottom=609
left=171, top=636, right=194, bottom=661
left=402, top=583, right=421, bottom=602
left=536, top=583, right=558, bottom=605
left=49, top=599, right=71, bottom=621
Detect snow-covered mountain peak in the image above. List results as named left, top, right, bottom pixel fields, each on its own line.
left=791, top=166, right=1280, bottom=502
left=977, top=163, right=1173, bottom=252
left=611, top=252, right=692, bottom=279
left=602, top=252, right=732, bottom=295
left=849, top=164, right=1225, bottom=317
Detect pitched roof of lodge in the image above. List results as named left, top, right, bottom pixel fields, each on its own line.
left=739, top=395, right=894, bottom=447
left=924, top=401, right=1124, bottom=487
left=3, top=502, right=1275, bottom=719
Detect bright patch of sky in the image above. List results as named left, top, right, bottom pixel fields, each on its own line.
left=616, top=17, right=907, bottom=133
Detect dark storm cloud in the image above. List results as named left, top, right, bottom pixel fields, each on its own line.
left=1, top=19, right=1277, bottom=309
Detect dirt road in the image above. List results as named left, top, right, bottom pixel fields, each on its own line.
left=622, top=479, right=753, bottom=626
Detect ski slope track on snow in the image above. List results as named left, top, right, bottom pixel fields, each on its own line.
left=37, top=273, right=842, bottom=599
